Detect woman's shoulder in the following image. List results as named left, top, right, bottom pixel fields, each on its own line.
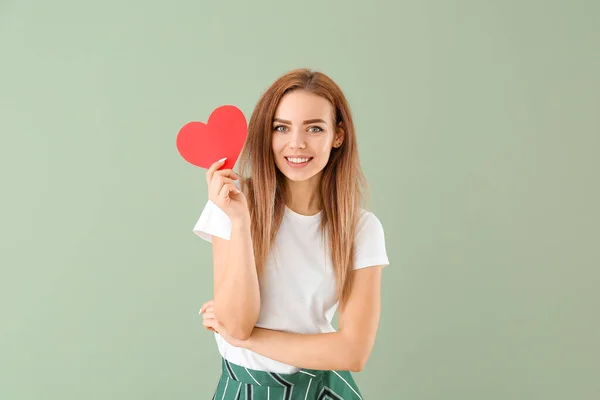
left=356, top=208, right=386, bottom=237
left=353, top=208, right=390, bottom=269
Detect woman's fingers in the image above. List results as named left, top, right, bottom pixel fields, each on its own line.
left=219, top=182, right=240, bottom=199
left=199, top=299, right=217, bottom=332
left=207, top=162, right=239, bottom=186
left=199, top=300, right=214, bottom=314
left=211, top=176, right=235, bottom=194
left=203, top=318, right=216, bottom=331
left=205, top=158, right=227, bottom=185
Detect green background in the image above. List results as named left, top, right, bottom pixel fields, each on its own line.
left=1, top=0, right=599, bottom=398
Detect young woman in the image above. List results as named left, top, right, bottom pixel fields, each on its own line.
left=194, top=68, right=389, bottom=399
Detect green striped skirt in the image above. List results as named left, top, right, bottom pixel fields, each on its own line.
left=212, top=357, right=364, bottom=400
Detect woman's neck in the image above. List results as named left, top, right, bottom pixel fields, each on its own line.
left=284, top=176, right=322, bottom=216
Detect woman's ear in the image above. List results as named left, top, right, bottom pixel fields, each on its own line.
left=333, top=122, right=345, bottom=148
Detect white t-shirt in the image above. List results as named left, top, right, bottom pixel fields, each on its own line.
left=192, top=190, right=390, bottom=373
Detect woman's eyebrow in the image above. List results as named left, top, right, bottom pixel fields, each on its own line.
left=303, top=119, right=327, bottom=124
left=273, top=118, right=327, bottom=124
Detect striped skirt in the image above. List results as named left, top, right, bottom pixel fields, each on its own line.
left=212, top=357, right=364, bottom=400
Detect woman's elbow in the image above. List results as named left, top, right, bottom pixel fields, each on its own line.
left=222, top=314, right=258, bottom=341
left=229, top=327, right=253, bottom=341
left=348, top=352, right=369, bottom=372
left=345, top=337, right=373, bottom=372
left=215, top=304, right=260, bottom=341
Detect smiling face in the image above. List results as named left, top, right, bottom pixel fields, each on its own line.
left=271, top=90, right=343, bottom=184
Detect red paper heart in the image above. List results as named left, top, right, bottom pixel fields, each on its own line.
left=176, top=105, right=248, bottom=171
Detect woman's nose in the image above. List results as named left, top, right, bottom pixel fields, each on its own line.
left=289, top=130, right=306, bottom=149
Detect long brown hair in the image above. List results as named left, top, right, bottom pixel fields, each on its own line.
left=237, top=68, right=367, bottom=309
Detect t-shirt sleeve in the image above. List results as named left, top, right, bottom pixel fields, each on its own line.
left=353, top=211, right=390, bottom=270
left=191, top=199, right=232, bottom=242
left=191, top=179, right=241, bottom=242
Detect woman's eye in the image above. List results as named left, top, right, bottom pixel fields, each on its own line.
left=274, top=125, right=287, bottom=132
left=308, top=126, right=323, bottom=133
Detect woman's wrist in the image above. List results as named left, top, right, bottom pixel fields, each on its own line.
left=231, top=213, right=251, bottom=229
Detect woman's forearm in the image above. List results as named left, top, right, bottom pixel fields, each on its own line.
left=243, top=328, right=364, bottom=372
left=213, top=216, right=260, bottom=340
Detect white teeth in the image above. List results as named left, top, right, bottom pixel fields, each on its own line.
left=287, top=157, right=310, bottom=164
